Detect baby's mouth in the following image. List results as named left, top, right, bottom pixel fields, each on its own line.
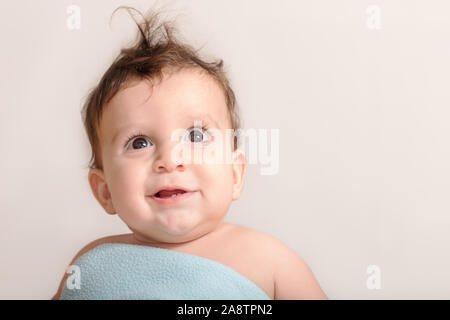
left=154, top=189, right=187, bottom=199
left=149, top=188, right=196, bottom=205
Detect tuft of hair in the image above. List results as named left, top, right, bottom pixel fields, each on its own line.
left=81, top=5, right=242, bottom=170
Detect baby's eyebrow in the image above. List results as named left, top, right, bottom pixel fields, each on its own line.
left=111, top=125, right=136, bottom=145
left=186, top=114, right=220, bottom=128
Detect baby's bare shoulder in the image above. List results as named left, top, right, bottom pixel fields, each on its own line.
left=224, top=223, right=286, bottom=270
left=227, top=224, right=327, bottom=299
left=227, top=223, right=283, bottom=251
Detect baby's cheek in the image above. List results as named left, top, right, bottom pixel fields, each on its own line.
left=206, top=143, right=234, bottom=165
left=111, top=168, right=147, bottom=212
left=205, top=165, right=234, bottom=200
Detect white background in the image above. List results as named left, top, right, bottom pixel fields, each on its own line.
left=1, top=0, right=449, bottom=299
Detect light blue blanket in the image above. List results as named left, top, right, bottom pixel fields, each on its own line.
left=60, top=243, right=271, bottom=300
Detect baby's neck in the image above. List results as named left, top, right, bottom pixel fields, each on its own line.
left=130, top=222, right=228, bottom=248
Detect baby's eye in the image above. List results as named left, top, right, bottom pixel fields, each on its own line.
left=185, top=127, right=211, bottom=143
left=126, top=136, right=153, bottom=150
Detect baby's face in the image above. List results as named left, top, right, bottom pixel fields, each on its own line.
left=89, top=68, right=246, bottom=244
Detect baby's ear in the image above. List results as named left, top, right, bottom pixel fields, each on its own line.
left=88, top=168, right=116, bottom=215
left=231, top=149, right=247, bottom=201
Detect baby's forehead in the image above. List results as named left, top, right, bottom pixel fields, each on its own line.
left=115, top=70, right=224, bottom=108
left=100, top=70, right=231, bottom=139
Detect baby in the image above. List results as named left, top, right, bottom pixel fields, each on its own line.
left=52, top=6, right=327, bottom=300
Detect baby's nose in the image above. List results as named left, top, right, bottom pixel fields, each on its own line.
left=152, top=141, right=186, bottom=173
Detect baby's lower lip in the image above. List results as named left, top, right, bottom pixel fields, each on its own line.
left=148, top=191, right=196, bottom=205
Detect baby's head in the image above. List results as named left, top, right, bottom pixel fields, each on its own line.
left=82, top=7, right=246, bottom=244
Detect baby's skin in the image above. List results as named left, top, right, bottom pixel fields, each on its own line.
left=53, top=68, right=327, bottom=299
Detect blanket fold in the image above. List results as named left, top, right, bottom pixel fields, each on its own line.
left=60, top=243, right=271, bottom=300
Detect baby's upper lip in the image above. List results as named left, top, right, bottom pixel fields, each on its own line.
left=150, top=186, right=193, bottom=196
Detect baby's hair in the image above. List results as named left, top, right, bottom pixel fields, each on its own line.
left=81, top=5, right=241, bottom=170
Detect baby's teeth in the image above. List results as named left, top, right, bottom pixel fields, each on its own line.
left=171, top=194, right=177, bottom=198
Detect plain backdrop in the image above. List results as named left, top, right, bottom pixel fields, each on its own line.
left=1, top=0, right=450, bottom=299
